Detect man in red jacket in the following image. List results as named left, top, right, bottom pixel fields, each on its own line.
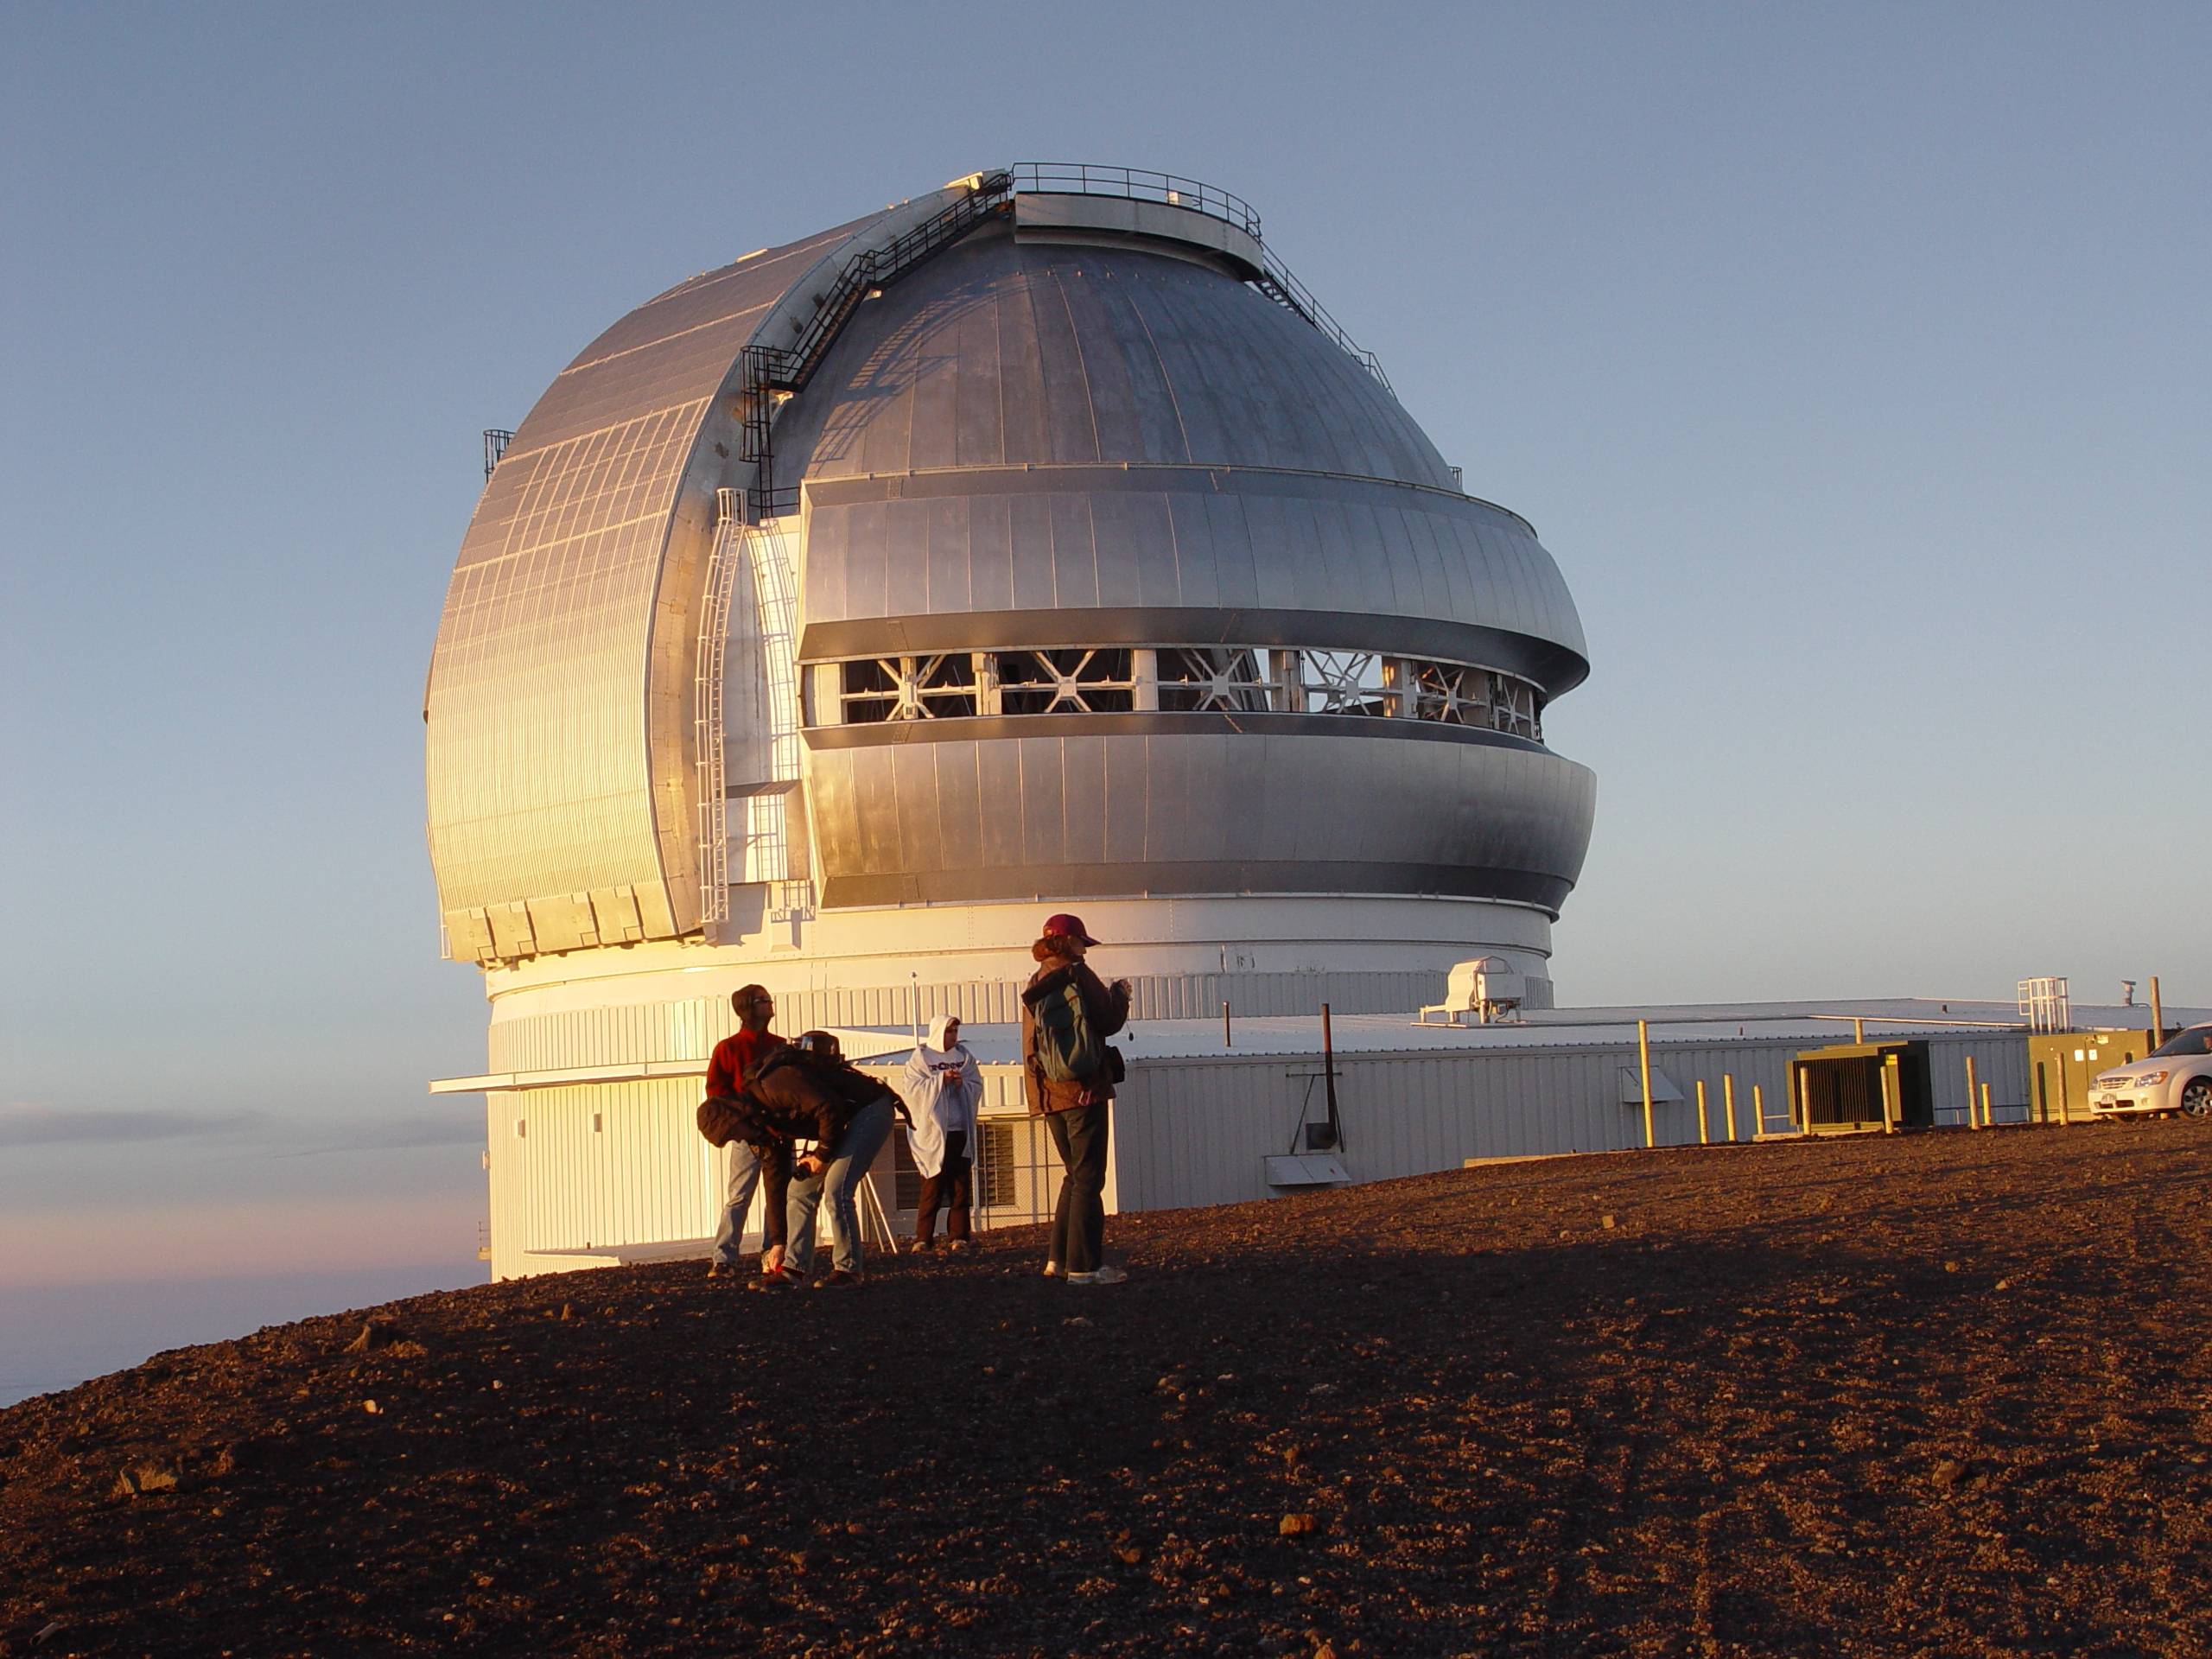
left=705, top=984, right=785, bottom=1280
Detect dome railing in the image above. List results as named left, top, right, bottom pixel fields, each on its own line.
left=738, top=162, right=1395, bottom=518
left=1008, top=161, right=1263, bottom=238
left=1008, top=161, right=1392, bottom=394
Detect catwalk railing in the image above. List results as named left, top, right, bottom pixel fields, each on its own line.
left=734, top=162, right=1395, bottom=519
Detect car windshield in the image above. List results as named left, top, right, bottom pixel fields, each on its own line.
left=2148, top=1027, right=2212, bottom=1058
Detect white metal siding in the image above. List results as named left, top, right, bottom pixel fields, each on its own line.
left=483, top=1033, right=2041, bottom=1276
left=483, top=971, right=1454, bottom=1073
left=1113, top=1033, right=2031, bottom=1213
left=512, top=1082, right=717, bottom=1258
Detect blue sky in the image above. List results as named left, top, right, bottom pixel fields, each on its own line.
left=3, top=2, right=2208, bottom=1306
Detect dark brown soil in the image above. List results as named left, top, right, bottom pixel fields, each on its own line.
left=4, top=1121, right=2209, bottom=1658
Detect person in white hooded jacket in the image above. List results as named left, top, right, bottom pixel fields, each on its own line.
left=899, top=1014, right=984, bottom=1250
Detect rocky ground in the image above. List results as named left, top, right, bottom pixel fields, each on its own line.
left=3, top=1120, right=2209, bottom=1657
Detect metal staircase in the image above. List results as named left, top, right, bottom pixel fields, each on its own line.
left=734, top=162, right=1393, bottom=520
left=739, top=172, right=1017, bottom=516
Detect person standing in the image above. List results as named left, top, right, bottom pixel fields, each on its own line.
left=900, top=1014, right=984, bottom=1251
left=703, top=984, right=785, bottom=1280
left=1020, top=913, right=1131, bottom=1285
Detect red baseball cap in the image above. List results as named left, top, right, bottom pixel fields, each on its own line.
left=1042, top=912, right=1100, bottom=946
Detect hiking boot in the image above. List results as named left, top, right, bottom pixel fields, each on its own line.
left=910, top=1236, right=937, bottom=1253
left=1042, top=1260, right=1064, bottom=1279
left=706, top=1260, right=738, bottom=1280
left=812, top=1268, right=864, bottom=1289
left=944, top=1237, right=973, bottom=1254
left=1066, top=1265, right=1128, bottom=1286
left=753, top=1268, right=801, bottom=1292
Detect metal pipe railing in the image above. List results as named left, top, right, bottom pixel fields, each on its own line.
left=1008, top=160, right=1392, bottom=393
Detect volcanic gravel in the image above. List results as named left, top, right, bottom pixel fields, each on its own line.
left=3, top=1120, right=2210, bottom=1657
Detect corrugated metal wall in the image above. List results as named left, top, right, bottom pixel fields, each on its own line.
left=484, top=971, right=1454, bottom=1073
left=1923, top=1035, right=2031, bottom=1124
left=491, top=1000, right=721, bottom=1073
left=487, top=1064, right=1063, bottom=1278
left=1114, top=1032, right=2034, bottom=1213
left=496, top=1082, right=721, bottom=1263
left=483, top=1033, right=2036, bottom=1277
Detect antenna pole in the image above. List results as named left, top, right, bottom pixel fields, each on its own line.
left=1321, top=1002, right=1342, bottom=1151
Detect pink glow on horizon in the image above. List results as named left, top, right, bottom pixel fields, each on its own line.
left=0, top=1194, right=483, bottom=1288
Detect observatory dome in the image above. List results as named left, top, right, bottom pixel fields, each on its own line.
left=428, top=167, right=1594, bottom=1028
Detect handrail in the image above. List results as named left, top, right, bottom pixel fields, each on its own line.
left=1251, top=258, right=1391, bottom=393
left=1009, top=161, right=1262, bottom=238
left=738, top=162, right=1395, bottom=518
left=1007, top=160, right=1390, bottom=393
left=740, top=175, right=1016, bottom=513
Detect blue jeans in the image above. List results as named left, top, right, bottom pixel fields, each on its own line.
left=710, top=1140, right=763, bottom=1267
left=785, top=1095, right=894, bottom=1276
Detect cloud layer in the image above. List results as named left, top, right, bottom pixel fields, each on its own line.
left=0, top=1103, right=270, bottom=1147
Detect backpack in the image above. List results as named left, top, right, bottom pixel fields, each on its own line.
left=1026, top=972, right=1104, bottom=1083
left=696, top=1096, right=747, bottom=1148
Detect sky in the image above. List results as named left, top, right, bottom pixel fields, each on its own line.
left=3, top=3, right=2208, bottom=1384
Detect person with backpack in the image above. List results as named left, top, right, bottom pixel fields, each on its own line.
left=694, top=1047, right=853, bottom=1292
left=1020, top=912, right=1132, bottom=1285
left=762, top=1033, right=899, bottom=1287
left=899, top=1014, right=984, bottom=1251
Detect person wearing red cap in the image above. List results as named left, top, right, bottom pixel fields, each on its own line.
left=1020, top=912, right=1132, bottom=1284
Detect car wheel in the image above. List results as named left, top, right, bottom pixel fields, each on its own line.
left=2182, top=1078, right=2212, bottom=1119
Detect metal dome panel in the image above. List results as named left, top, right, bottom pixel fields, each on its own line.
left=425, top=215, right=881, bottom=950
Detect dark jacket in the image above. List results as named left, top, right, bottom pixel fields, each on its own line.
left=746, top=1048, right=866, bottom=1154
left=810, top=1052, right=906, bottom=1122
left=709, top=1051, right=866, bottom=1249
left=1020, top=941, right=1130, bottom=1116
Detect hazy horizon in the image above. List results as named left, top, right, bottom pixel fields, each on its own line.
left=0, top=1263, right=485, bottom=1409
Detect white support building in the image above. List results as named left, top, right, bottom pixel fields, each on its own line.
left=433, top=995, right=2196, bottom=1281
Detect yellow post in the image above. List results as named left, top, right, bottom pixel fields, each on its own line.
left=1723, top=1073, right=1738, bottom=1142
left=1752, top=1083, right=1765, bottom=1136
left=1965, top=1054, right=1980, bottom=1129
left=1880, top=1053, right=1899, bottom=1135
left=1853, top=1016, right=1866, bottom=1045
left=1696, top=1078, right=1710, bottom=1146
left=1796, top=1065, right=1811, bottom=1132
left=1980, top=1081, right=1993, bottom=1127
left=1637, top=1019, right=1655, bottom=1149
left=2151, top=976, right=2164, bottom=1047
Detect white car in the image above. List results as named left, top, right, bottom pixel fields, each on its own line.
left=2088, top=1024, right=2212, bottom=1119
